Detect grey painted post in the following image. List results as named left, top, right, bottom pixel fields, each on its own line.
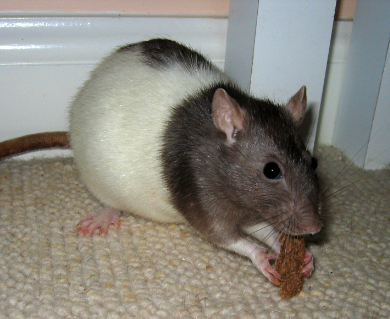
left=224, top=0, right=337, bottom=150
left=333, top=0, right=390, bottom=168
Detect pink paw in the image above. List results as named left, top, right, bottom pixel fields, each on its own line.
left=253, top=247, right=280, bottom=284
left=302, top=249, right=314, bottom=277
left=78, top=207, right=121, bottom=236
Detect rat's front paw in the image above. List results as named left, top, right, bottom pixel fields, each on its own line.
left=78, top=207, right=120, bottom=235
left=302, top=249, right=314, bottom=277
left=252, top=247, right=280, bottom=284
left=225, top=238, right=281, bottom=284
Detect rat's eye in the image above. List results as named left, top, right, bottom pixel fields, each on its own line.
left=263, top=162, right=282, bottom=180
left=311, top=157, right=318, bottom=172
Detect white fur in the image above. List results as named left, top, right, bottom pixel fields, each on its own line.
left=243, top=223, right=281, bottom=253
left=69, top=46, right=228, bottom=223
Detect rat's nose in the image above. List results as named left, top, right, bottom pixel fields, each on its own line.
left=302, top=219, right=322, bottom=235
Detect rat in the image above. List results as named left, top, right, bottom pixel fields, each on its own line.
left=0, top=38, right=322, bottom=284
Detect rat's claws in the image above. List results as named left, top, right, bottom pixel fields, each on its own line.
left=78, top=207, right=120, bottom=236
left=302, top=249, right=314, bottom=277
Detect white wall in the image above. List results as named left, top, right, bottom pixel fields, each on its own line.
left=316, top=21, right=353, bottom=145
left=0, top=16, right=352, bottom=159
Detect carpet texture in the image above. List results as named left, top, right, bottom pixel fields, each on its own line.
left=0, top=146, right=389, bottom=319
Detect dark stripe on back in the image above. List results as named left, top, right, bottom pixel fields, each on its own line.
left=117, top=38, right=216, bottom=72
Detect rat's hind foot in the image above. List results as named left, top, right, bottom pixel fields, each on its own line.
left=78, top=207, right=121, bottom=235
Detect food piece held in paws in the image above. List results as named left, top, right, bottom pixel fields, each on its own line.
left=274, top=234, right=306, bottom=299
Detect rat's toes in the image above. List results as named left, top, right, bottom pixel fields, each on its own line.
left=77, top=207, right=120, bottom=236
left=78, top=215, right=94, bottom=226
left=254, top=250, right=280, bottom=284
left=302, top=250, right=314, bottom=277
left=263, top=264, right=281, bottom=284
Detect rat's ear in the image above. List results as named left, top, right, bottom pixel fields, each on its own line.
left=212, top=88, right=245, bottom=144
left=285, top=86, right=307, bottom=127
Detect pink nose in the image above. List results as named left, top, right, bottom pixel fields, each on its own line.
left=302, top=221, right=322, bottom=235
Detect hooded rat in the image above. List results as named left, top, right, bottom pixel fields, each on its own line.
left=0, top=39, right=322, bottom=284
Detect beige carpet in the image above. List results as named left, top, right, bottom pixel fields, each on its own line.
left=0, top=146, right=389, bottom=319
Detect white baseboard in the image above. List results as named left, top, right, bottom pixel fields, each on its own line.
left=0, top=16, right=228, bottom=142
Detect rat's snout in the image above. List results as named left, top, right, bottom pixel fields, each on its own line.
left=284, top=199, right=322, bottom=236
left=301, top=219, right=322, bottom=235
left=289, top=215, right=322, bottom=236
left=295, top=204, right=322, bottom=235
left=279, top=207, right=322, bottom=236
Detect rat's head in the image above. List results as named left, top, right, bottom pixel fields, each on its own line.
left=211, top=86, right=322, bottom=236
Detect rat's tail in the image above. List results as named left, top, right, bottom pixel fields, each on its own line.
left=0, top=132, right=70, bottom=159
